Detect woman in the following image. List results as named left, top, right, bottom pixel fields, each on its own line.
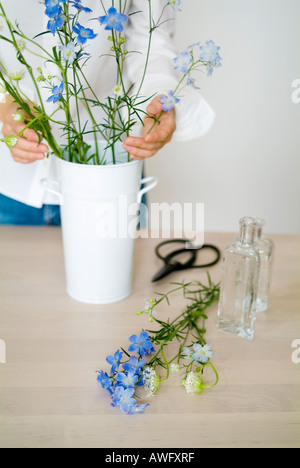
left=0, top=0, right=215, bottom=225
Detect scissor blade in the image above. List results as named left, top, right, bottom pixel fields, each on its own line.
left=152, top=264, right=177, bottom=282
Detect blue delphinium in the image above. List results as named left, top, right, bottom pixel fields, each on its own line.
left=160, top=91, right=180, bottom=113
left=96, top=371, right=113, bottom=395
left=96, top=332, right=155, bottom=414
left=174, top=51, right=193, bottom=74
left=122, top=356, right=146, bottom=374
left=47, top=11, right=64, bottom=35
left=106, top=349, right=123, bottom=374
left=128, top=331, right=155, bottom=357
left=47, top=81, right=64, bottom=103
left=73, top=23, right=98, bottom=45
left=187, top=74, right=200, bottom=90
left=98, top=7, right=128, bottom=32
left=45, top=0, right=67, bottom=16
left=70, top=0, right=92, bottom=13
left=199, top=40, right=222, bottom=76
left=111, top=387, right=137, bottom=414
left=45, top=0, right=66, bottom=35
left=115, top=370, right=139, bottom=389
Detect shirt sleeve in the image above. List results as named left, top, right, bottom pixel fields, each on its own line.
left=125, top=0, right=215, bottom=141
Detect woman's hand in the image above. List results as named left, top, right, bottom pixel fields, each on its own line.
left=122, top=95, right=176, bottom=160
left=0, top=102, right=48, bottom=164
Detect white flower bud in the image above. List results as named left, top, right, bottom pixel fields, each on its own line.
left=16, top=39, right=26, bottom=51
left=12, top=111, right=25, bottom=123
left=4, top=134, right=19, bottom=149
left=8, top=69, right=26, bottom=82
left=182, top=372, right=204, bottom=394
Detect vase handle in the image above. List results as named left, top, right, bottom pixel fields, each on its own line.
left=138, top=176, right=158, bottom=204
left=40, top=178, right=63, bottom=204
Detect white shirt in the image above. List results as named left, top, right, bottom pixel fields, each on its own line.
left=0, top=0, right=215, bottom=207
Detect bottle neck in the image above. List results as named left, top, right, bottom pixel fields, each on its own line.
left=239, top=217, right=255, bottom=245
left=253, top=218, right=265, bottom=242
left=254, top=226, right=263, bottom=241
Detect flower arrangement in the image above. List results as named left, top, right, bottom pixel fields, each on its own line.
left=96, top=275, right=220, bottom=414
left=0, top=0, right=221, bottom=165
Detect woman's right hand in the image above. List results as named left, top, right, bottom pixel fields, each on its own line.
left=0, top=102, right=49, bottom=164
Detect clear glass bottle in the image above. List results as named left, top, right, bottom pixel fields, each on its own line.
left=253, top=219, right=274, bottom=313
left=217, top=217, right=261, bottom=340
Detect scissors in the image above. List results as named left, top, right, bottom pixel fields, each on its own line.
left=152, top=239, right=221, bottom=282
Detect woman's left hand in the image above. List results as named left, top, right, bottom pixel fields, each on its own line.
left=122, top=95, right=176, bottom=160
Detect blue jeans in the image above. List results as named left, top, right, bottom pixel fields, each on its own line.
left=0, top=194, right=61, bottom=226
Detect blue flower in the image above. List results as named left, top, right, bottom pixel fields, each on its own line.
left=47, top=11, right=64, bottom=35
left=106, top=349, right=123, bottom=374
left=99, top=7, right=128, bottom=32
left=127, top=403, right=150, bottom=414
left=128, top=331, right=154, bottom=357
left=96, top=371, right=113, bottom=395
left=45, top=0, right=66, bottom=19
left=45, top=0, right=67, bottom=6
left=115, top=371, right=139, bottom=389
left=47, top=81, right=64, bottom=103
left=73, top=23, right=97, bottom=45
left=70, top=0, right=92, bottom=13
left=160, top=91, right=180, bottom=113
left=174, top=51, right=193, bottom=74
left=111, top=387, right=136, bottom=414
left=122, top=356, right=146, bottom=374
left=187, top=74, right=200, bottom=90
left=199, top=40, right=222, bottom=76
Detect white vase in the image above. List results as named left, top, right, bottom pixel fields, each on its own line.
left=41, top=142, right=158, bottom=304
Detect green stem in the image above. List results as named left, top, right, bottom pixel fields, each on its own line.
left=158, top=346, right=170, bottom=382
left=202, top=362, right=219, bottom=388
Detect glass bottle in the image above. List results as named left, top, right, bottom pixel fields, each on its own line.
left=253, top=219, right=274, bottom=313
left=217, top=217, right=261, bottom=340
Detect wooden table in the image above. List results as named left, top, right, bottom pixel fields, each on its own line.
left=0, top=227, right=299, bottom=448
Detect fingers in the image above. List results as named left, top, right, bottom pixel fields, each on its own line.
left=123, top=113, right=176, bottom=160
left=123, top=131, right=172, bottom=160
left=146, top=95, right=164, bottom=116
left=15, top=135, right=48, bottom=154
left=10, top=149, right=42, bottom=164
left=2, top=122, right=48, bottom=164
left=123, top=133, right=169, bottom=160
left=12, top=139, right=48, bottom=164
left=122, top=143, right=157, bottom=160
left=22, top=127, right=40, bottom=143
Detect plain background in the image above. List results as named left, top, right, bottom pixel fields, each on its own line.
left=145, top=0, right=300, bottom=235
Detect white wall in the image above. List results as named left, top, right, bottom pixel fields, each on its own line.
left=146, top=0, right=300, bottom=234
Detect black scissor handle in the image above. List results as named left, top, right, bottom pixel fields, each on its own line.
left=189, top=244, right=221, bottom=269
left=152, top=239, right=221, bottom=282
left=152, top=247, right=196, bottom=282
left=155, top=239, right=190, bottom=262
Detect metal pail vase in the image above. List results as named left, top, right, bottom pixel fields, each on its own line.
left=41, top=142, right=158, bottom=304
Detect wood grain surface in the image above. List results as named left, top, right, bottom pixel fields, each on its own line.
left=0, top=227, right=299, bottom=448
